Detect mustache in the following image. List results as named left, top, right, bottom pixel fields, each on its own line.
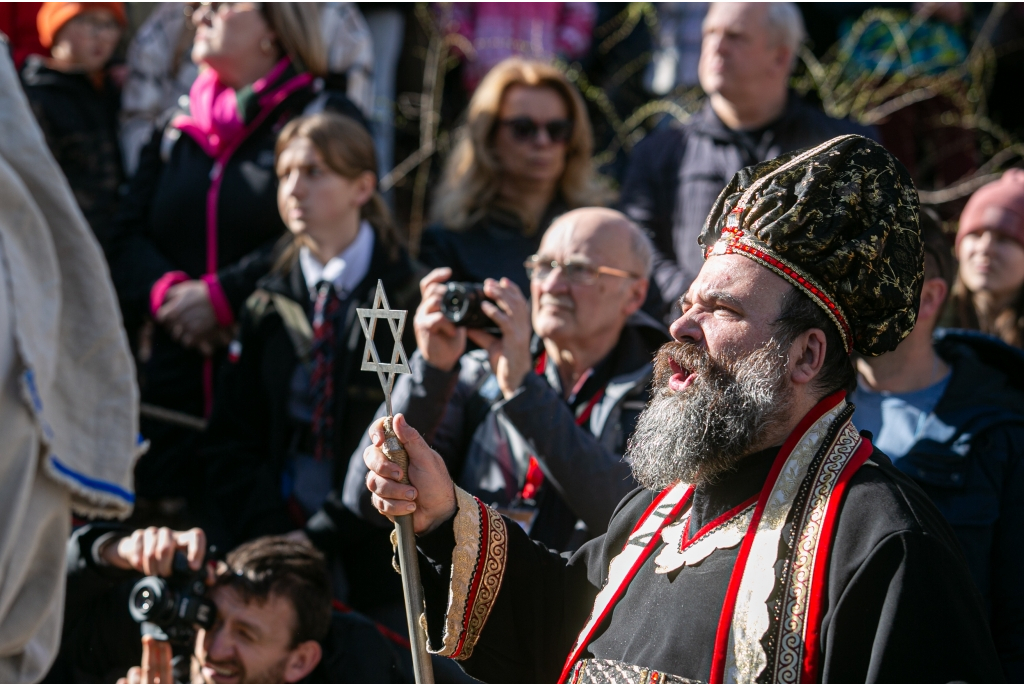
left=628, top=338, right=792, bottom=489
left=539, top=294, right=575, bottom=311
left=652, top=340, right=738, bottom=390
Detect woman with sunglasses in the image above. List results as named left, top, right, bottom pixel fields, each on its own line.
left=107, top=2, right=367, bottom=505
left=422, top=57, right=608, bottom=294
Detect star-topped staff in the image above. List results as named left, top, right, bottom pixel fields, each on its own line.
left=357, top=280, right=411, bottom=418
left=356, top=281, right=434, bottom=684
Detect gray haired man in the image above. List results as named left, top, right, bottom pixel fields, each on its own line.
left=621, top=2, right=876, bottom=318
left=333, top=208, right=668, bottom=553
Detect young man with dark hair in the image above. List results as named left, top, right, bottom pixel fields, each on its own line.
left=191, top=536, right=334, bottom=684
left=54, top=528, right=402, bottom=684
left=852, top=212, right=1024, bottom=680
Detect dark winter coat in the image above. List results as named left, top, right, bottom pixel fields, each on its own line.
left=894, top=329, right=1024, bottom=680
left=20, top=56, right=124, bottom=252
left=199, top=237, right=421, bottom=611
left=619, top=93, right=876, bottom=316
left=108, top=74, right=365, bottom=498
left=418, top=202, right=568, bottom=295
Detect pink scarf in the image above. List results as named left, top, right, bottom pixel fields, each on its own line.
left=172, top=58, right=300, bottom=158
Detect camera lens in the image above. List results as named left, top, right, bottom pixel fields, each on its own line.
left=129, top=576, right=173, bottom=625
left=440, top=283, right=473, bottom=323
left=134, top=587, right=155, bottom=613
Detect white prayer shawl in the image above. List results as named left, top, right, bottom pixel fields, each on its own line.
left=0, top=50, right=138, bottom=682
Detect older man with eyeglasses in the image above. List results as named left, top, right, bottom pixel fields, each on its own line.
left=327, top=208, right=668, bottom=554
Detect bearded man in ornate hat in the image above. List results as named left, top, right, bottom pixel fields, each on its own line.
left=361, top=136, right=1003, bottom=683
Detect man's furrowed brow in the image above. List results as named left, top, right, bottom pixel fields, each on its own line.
left=705, top=290, right=745, bottom=311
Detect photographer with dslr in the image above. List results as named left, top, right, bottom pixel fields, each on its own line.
left=49, top=527, right=402, bottom=683
left=339, top=208, right=668, bottom=553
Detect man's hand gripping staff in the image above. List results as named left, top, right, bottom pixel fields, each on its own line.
left=364, top=414, right=457, bottom=535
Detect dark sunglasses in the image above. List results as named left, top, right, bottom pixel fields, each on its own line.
left=499, top=117, right=574, bottom=144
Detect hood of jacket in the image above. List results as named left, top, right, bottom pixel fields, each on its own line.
left=933, top=328, right=1024, bottom=415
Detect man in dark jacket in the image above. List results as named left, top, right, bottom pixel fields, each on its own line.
left=852, top=218, right=1024, bottom=680
left=342, top=208, right=667, bottom=553
left=620, top=2, right=875, bottom=317
left=20, top=3, right=126, bottom=253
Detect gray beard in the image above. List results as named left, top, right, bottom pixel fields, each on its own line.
left=627, top=339, right=793, bottom=490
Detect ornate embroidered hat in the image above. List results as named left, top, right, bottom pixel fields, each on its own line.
left=699, top=134, right=923, bottom=357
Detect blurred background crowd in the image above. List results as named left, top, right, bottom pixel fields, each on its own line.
left=1, top=1, right=1024, bottom=682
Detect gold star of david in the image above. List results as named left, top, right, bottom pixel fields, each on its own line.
left=357, top=280, right=411, bottom=416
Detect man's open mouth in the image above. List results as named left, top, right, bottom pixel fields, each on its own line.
left=668, top=358, right=695, bottom=392
left=202, top=664, right=241, bottom=683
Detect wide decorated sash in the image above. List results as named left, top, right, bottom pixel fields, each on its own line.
left=560, top=391, right=872, bottom=684
left=557, top=483, right=694, bottom=682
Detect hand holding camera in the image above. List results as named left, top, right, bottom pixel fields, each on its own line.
left=416, top=270, right=533, bottom=398
left=102, top=526, right=207, bottom=576
left=116, top=635, right=173, bottom=685
left=460, top=278, right=534, bottom=400
left=414, top=268, right=469, bottom=373
left=101, top=527, right=216, bottom=644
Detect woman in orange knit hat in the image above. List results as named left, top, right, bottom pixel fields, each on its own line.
left=21, top=2, right=126, bottom=252
left=36, top=2, right=125, bottom=52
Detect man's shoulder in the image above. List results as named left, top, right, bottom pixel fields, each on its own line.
left=838, top=451, right=963, bottom=550
left=309, top=609, right=404, bottom=683
left=784, top=94, right=877, bottom=143
left=936, top=329, right=1024, bottom=414
left=629, top=124, right=689, bottom=172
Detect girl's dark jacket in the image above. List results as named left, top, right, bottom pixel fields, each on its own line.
left=106, top=69, right=364, bottom=497
left=199, top=237, right=422, bottom=611
left=20, top=56, right=124, bottom=253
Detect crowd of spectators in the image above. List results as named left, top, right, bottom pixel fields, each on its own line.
left=0, top=1, right=1023, bottom=682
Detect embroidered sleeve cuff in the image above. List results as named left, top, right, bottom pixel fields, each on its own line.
left=430, top=487, right=508, bottom=660
left=202, top=274, right=236, bottom=327
left=149, top=271, right=189, bottom=317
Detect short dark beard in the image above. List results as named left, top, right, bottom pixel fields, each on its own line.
left=627, top=338, right=793, bottom=490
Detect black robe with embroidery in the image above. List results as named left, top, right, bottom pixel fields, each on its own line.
left=418, top=446, right=1003, bottom=683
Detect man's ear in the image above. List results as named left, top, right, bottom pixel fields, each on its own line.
left=918, top=277, right=949, bottom=324
left=622, top=277, right=649, bottom=317
left=788, top=327, right=827, bottom=387
left=283, top=640, right=322, bottom=683
left=774, top=44, right=794, bottom=74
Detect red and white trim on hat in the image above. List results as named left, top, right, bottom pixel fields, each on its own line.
left=707, top=208, right=853, bottom=354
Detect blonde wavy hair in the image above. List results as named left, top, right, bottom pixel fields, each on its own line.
left=263, top=3, right=327, bottom=77
left=430, top=58, right=605, bottom=233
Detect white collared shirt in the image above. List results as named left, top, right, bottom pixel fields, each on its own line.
left=299, top=221, right=375, bottom=300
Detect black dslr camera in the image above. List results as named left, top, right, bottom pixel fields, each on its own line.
left=128, top=552, right=216, bottom=643
left=440, top=282, right=501, bottom=335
